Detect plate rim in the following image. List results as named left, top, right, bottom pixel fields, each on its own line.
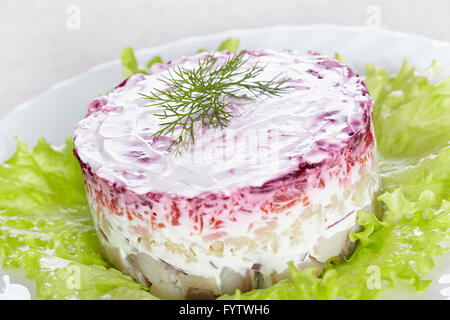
left=2, top=23, right=450, bottom=124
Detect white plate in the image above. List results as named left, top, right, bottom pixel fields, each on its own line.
left=0, top=24, right=449, bottom=300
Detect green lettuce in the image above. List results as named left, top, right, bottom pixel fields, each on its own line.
left=120, top=47, right=149, bottom=77
left=1, top=47, right=449, bottom=300
left=146, top=55, right=163, bottom=69
left=367, top=59, right=450, bottom=159
left=217, top=38, right=240, bottom=53
left=367, top=59, right=450, bottom=204
left=0, top=138, right=157, bottom=300
left=219, top=190, right=450, bottom=300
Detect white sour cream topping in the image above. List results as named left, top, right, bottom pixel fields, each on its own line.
left=74, top=50, right=371, bottom=198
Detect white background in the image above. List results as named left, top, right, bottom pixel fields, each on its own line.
left=1, top=0, right=449, bottom=117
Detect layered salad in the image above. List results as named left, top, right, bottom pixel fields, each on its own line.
left=73, top=48, right=380, bottom=299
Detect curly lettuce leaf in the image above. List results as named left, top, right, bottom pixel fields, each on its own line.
left=146, top=55, right=163, bottom=69
left=217, top=38, right=240, bottom=53
left=366, top=60, right=450, bottom=205
left=382, top=147, right=450, bottom=204
left=120, top=46, right=149, bottom=77
left=366, top=59, right=450, bottom=159
left=334, top=52, right=345, bottom=63
left=0, top=137, right=157, bottom=300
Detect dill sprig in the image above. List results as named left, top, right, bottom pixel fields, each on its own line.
left=139, top=51, right=293, bottom=154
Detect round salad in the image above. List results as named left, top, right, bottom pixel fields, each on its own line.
left=0, top=37, right=449, bottom=300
